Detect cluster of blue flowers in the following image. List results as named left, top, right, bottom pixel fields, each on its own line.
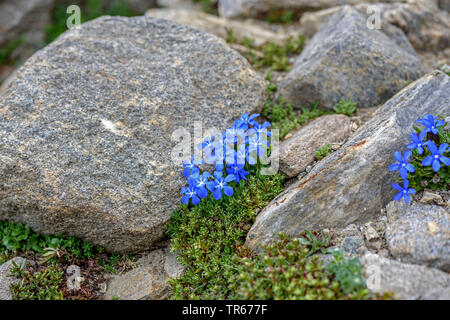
left=389, top=115, right=449, bottom=204
left=180, top=113, right=271, bottom=205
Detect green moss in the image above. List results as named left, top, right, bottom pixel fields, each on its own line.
left=333, top=99, right=357, bottom=117
left=9, top=261, right=64, bottom=300
left=264, top=9, right=296, bottom=24
left=230, top=35, right=306, bottom=72
left=262, top=81, right=330, bottom=138
left=316, top=144, right=331, bottom=161
left=0, top=220, right=103, bottom=263
left=0, top=37, right=24, bottom=65
left=167, top=173, right=285, bottom=299
left=231, top=233, right=388, bottom=300
left=191, top=0, right=218, bottom=15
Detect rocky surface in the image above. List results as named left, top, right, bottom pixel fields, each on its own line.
left=298, top=2, right=450, bottom=68
left=105, top=246, right=185, bottom=300
left=0, top=15, right=266, bottom=253
left=218, top=0, right=405, bottom=19
left=277, top=6, right=428, bottom=110
left=279, top=114, right=351, bottom=178
left=246, top=70, right=450, bottom=252
left=361, top=253, right=450, bottom=300
left=0, top=257, right=25, bottom=300
left=0, top=0, right=53, bottom=47
left=146, top=8, right=291, bottom=46
left=385, top=201, right=450, bottom=271
left=0, top=0, right=54, bottom=83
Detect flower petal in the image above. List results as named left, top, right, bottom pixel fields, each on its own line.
left=438, top=143, right=448, bottom=154
left=181, top=195, right=190, bottom=205
left=392, top=183, right=403, bottom=191
left=393, top=192, right=403, bottom=201
left=389, top=164, right=401, bottom=171
left=212, top=189, right=222, bottom=200
left=432, top=159, right=441, bottom=172
left=439, top=156, right=450, bottom=166
left=422, top=156, right=433, bottom=166
left=394, top=151, right=403, bottom=162
left=223, top=186, right=234, bottom=197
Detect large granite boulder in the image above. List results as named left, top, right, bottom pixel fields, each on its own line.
left=246, top=70, right=450, bottom=251
left=277, top=6, right=428, bottom=110
left=385, top=201, right=450, bottom=272
left=218, top=0, right=405, bottom=19
left=0, top=16, right=266, bottom=253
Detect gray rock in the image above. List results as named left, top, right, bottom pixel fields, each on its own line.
left=278, top=6, right=428, bottom=111
left=146, top=8, right=292, bottom=46
left=105, top=246, right=185, bottom=300
left=0, top=0, right=53, bottom=47
left=218, top=0, right=405, bottom=19
left=0, top=16, right=266, bottom=253
left=341, top=235, right=366, bottom=255
left=385, top=201, right=450, bottom=271
left=298, top=3, right=450, bottom=68
left=245, top=70, right=450, bottom=252
left=440, top=0, right=450, bottom=12
left=360, top=253, right=450, bottom=300
left=420, top=191, right=443, bottom=204
left=0, top=257, right=25, bottom=300
left=279, top=114, right=351, bottom=178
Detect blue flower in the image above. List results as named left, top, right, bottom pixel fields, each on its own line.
left=236, top=113, right=259, bottom=130
left=248, top=121, right=272, bottom=139
left=206, top=171, right=235, bottom=200
left=188, top=172, right=211, bottom=199
left=392, top=179, right=416, bottom=204
left=248, top=134, right=270, bottom=158
left=182, top=156, right=202, bottom=178
left=226, top=163, right=249, bottom=183
left=422, top=142, right=450, bottom=172
left=224, top=122, right=246, bottom=145
left=389, top=150, right=414, bottom=179
left=406, top=131, right=430, bottom=155
left=237, top=143, right=256, bottom=166
left=198, top=135, right=215, bottom=152
left=417, top=115, right=445, bottom=135
left=181, top=180, right=201, bottom=205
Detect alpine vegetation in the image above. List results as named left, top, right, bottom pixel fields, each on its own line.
left=181, top=113, right=272, bottom=206
left=389, top=115, right=450, bottom=203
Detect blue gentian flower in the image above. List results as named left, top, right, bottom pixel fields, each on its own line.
left=198, top=135, right=215, bottom=152
left=237, top=143, right=256, bottom=165
left=236, top=113, right=259, bottom=130
left=417, top=115, right=445, bottom=135
left=248, top=121, right=272, bottom=138
left=406, top=131, right=430, bottom=155
left=188, top=172, right=211, bottom=199
left=392, top=179, right=416, bottom=204
left=181, top=180, right=201, bottom=205
left=182, top=156, right=202, bottom=178
left=226, top=163, right=249, bottom=183
left=422, top=142, right=450, bottom=172
left=389, top=150, right=415, bottom=179
left=206, top=171, right=235, bottom=200
left=248, top=134, right=269, bottom=158
left=224, top=123, right=246, bottom=145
